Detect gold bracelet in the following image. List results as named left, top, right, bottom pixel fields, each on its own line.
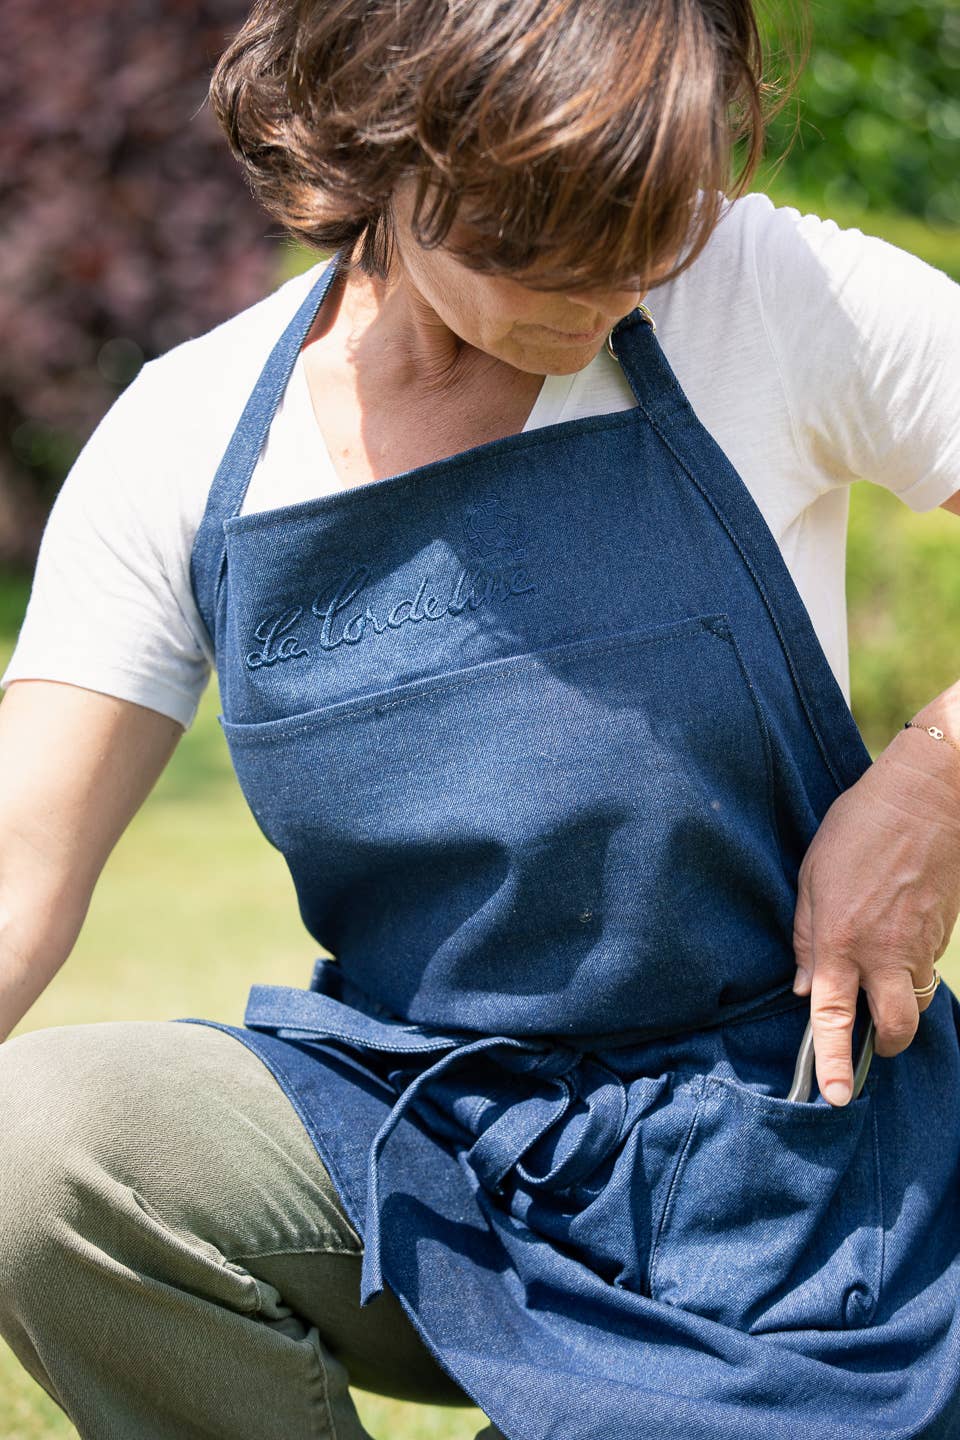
left=903, top=720, right=960, bottom=760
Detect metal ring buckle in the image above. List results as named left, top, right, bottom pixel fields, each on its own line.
left=606, top=303, right=657, bottom=358
left=786, top=1014, right=876, bottom=1103
left=637, top=302, right=656, bottom=332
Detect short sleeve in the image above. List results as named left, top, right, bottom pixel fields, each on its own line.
left=750, top=196, right=960, bottom=513
left=0, top=361, right=213, bottom=731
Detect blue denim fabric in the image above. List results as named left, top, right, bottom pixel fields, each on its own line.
left=178, top=251, right=960, bottom=1439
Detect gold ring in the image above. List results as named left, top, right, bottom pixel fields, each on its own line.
left=913, top=969, right=942, bottom=999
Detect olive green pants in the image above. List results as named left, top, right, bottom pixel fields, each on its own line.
left=0, top=1019, right=502, bottom=1439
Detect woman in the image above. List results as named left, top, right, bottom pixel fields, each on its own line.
left=1, top=1, right=960, bottom=1436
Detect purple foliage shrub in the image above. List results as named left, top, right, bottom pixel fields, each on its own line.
left=0, top=0, right=279, bottom=568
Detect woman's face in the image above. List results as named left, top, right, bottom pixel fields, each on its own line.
left=387, top=180, right=647, bottom=375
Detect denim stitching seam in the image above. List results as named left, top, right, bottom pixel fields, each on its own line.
left=646, top=1072, right=706, bottom=1300
left=223, top=615, right=732, bottom=742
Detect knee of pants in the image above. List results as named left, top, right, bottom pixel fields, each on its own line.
left=0, top=1017, right=364, bottom=1314
left=0, top=1020, right=211, bottom=1306
left=0, top=1028, right=73, bottom=1298
left=0, top=1024, right=123, bottom=1296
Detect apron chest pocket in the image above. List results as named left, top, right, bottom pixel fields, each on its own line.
left=220, top=611, right=778, bottom=842
left=648, top=1072, right=883, bottom=1334
left=219, top=613, right=790, bottom=1036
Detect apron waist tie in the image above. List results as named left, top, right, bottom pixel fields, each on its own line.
left=242, top=983, right=620, bottom=1304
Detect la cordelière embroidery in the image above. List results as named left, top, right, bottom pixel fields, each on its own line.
left=246, top=562, right=536, bottom=669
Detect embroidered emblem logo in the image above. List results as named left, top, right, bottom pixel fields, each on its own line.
left=463, top=494, right=529, bottom=564
left=244, top=499, right=537, bottom=668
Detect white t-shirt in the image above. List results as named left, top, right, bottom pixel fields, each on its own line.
left=3, top=192, right=959, bottom=730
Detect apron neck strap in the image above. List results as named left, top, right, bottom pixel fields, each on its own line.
left=605, top=304, right=692, bottom=422
left=190, top=249, right=346, bottom=647
left=217, top=249, right=344, bottom=524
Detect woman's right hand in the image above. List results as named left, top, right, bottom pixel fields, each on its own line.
left=0, top=680, right=184, bottom=1042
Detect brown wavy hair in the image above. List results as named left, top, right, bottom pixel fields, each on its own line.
left=209, top=0, right=808, bottom=293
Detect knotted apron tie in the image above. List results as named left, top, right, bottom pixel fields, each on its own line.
left=243, top=982, right=628, bottom=1303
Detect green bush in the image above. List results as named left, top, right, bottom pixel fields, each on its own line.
left=764, top=0, right=960, bottom=225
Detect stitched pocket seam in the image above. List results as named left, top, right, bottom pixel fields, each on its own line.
left=222, top=614, right=734, bottom=743
left=647, top=1072, right=706, bottom=1300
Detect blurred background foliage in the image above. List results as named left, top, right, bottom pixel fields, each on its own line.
left=764, top=0, right=960, bottom=226
left=0, top=2, right=958, bottom=1436
left=0, top=0, right=277, bottom=566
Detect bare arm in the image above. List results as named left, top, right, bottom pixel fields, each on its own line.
left=790, top=488, right=960, bottom=1104
left=0, top=679, right=185, bottom=1041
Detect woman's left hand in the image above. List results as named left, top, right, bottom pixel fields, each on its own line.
left=791, top=728, right=960, bottom=1105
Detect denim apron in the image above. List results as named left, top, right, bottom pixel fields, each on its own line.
left=177, top=251, right=960, bottom=1440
